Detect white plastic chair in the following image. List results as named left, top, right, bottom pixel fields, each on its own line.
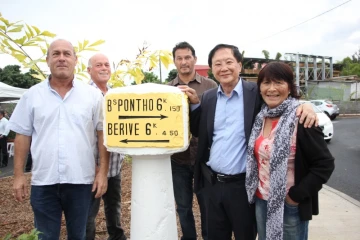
left=7, top=142, right=14, bottom=158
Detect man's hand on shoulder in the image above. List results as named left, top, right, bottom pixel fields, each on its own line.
left=296, top=102, right=319, bottom=128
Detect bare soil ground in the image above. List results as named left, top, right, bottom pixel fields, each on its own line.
left=0, top=160, right=203, bottom=239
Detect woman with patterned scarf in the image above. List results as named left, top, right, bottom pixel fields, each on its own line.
left=245, top=62, right=335, bottom=240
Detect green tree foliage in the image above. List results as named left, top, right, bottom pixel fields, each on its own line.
left=0, top=13, right=172, bottom=86
left=275, top=52, right=282, bottom=60
left=0, top=12, right=103, bottom=81
left=112, top=44, right=172, bottom=86
left=132, top=71, right=161, bottom=85
left=0, top=13, right=56, bottom=80
left=262, top=50, right=270, bottom=60
left=260, top=50, right=282, bottom=60
left=340, top=57, right=360, bottom=77
left=142, top=71, right=160, bottom=84
left=165, top=69, right=178, bottom=82
left=0, top=65, right=39, bottom=88
left=207, top=69, right=219, bottom=84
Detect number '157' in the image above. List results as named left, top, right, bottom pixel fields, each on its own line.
left=170, top=106, right=181, bottom=112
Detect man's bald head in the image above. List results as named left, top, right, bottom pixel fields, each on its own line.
left=46, top=39, right=78, bottom=81
left=87, top=53, right=111, bottom=85
left=88, top=53, right=109, bottom=68
left=47, top=39, right=76, bottom=57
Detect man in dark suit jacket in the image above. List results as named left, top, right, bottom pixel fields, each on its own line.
left=178, top=44, right=317, bottom=240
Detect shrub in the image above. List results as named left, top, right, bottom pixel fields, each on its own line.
left=3, top=229, right=41, bottom=240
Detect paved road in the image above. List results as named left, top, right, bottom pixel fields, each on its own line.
left=326, top=116, right=360, bottom=201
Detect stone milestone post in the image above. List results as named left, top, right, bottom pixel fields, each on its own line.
left=103, top=83, right=190, bottom=240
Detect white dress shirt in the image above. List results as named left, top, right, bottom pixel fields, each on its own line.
left=8, top=78, right=104, bottom=185
left=0, top=117, right=10, bottom=136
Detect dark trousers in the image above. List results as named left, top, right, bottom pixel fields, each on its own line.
left=171, top=160, right=208, bottom=240
left=204, top=178, right=257, bottom=240
left=0, top=136, right=8, bottom=166
left=86, top=174, right=126, bottom=240
left=30, top=184, right=93, bottom=240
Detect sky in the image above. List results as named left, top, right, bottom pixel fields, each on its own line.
left=1, top=0, right=359, bottom=80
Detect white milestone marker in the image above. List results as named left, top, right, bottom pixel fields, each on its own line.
left=104, top=83, right=190, bottom=240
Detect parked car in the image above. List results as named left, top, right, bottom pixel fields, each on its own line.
left=300, top=101, right=333, bottom=142
left=309, top=99, right=339, bottom=120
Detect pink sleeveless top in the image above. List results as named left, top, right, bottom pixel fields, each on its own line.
left=254, top=120, right=298, bottom=200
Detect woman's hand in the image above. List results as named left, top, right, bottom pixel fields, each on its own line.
left=285, top=194, right=299, bottom=206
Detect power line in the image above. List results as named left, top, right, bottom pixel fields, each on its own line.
left=250, top=0, right=352, bottom=44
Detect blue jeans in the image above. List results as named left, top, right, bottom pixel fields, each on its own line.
left=171, top=160, right=208, bottom=240
left=255, top=197, right=309, bottom=240
left=86, top=174, right=126, bottom=240
left=30, top=184, right=93, bottom=240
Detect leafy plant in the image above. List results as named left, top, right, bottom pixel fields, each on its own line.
left=131, top=71, right=161, bottom=85
left=0, top=12, right=103, bottom=82
left=260, top=50, right=282, bottom=61
left=262, top=50, right=270, bottom=60
left=207, top=69, right=219, bottom=84
left=0, top=65, right=40, bottom=88
left=275, top=52, right=282, bottom=60
left=0, top=13, right=173, bottom=86
left=3, top=229, right=41, bottom=240
left=110, top=43, right=172, bottom=86
left=340, top=56, right=360, bottom=77
left=165, top=69, right=178, bottom=83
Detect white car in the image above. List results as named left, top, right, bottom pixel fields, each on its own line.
left=300, top=101, right=333, bottom=142
left=310, top=99, right=340, bottom=120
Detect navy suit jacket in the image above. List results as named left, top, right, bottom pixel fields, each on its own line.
left=190, top=80, right=263, bottom=192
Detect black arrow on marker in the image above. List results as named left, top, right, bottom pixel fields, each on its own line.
left=118, top=114, right=168, bottom=120
left=120, top=139, right=170, bottom=144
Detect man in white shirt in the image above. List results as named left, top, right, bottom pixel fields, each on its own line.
left=0, top=110, right=9, bottom=168
left=8, top=39, right=109, bottom=240
left=86, top=53, right=127, bottom=240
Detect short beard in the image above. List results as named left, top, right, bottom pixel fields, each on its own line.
left=179, top=69, right=192, bottom=76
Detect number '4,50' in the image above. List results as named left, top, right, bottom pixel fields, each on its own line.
left=162, top=130, right=178, bottom=136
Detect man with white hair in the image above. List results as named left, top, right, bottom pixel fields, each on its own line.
left=86, top=53, right=127, bottom=240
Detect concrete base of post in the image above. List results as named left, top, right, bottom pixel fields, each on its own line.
left=130, top=154, right=178, bottom=240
